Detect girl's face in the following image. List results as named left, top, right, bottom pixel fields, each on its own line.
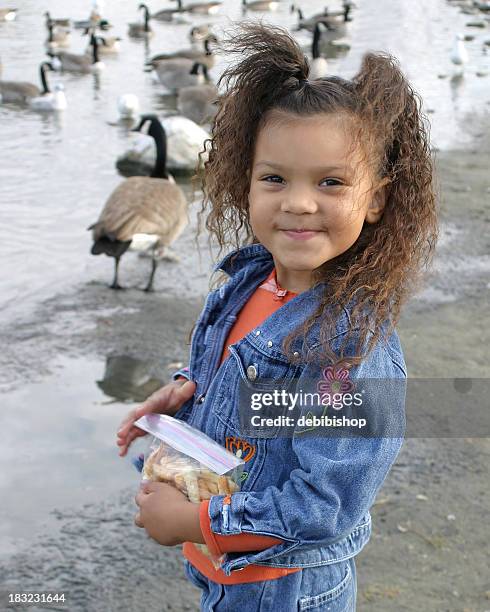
left=248, top=113, right=386, bottom=293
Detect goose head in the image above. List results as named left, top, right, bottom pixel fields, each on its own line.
left=99, top=19, right=112, bottom=31
left=138, top=3, right=151, bottom=29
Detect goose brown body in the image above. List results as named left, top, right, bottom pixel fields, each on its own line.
left=91, top=176, right=187, bottom=247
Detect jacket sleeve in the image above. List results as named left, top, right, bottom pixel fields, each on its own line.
left=172, top=366, right=191, bottom=381
left=171, top=366, right=194, bottom=422
left=207, top=340, right=406, bottom=567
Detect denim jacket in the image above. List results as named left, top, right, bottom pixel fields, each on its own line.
left=172, top=243, right=406, bottom=577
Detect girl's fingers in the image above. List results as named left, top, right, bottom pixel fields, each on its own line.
left=134, top=511, right=143, bottom=528
left=118, top=428, right=145, bottom=456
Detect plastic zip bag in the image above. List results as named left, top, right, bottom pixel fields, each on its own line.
left=134, top=414, right=245, bottom=569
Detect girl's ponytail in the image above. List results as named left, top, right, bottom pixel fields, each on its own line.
left=217, top=22, right=310, bottom=113
left=353, top=52, right=433, bottom=192
left=200, top=22, right=311, bottom=254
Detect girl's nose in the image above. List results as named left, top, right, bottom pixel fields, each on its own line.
left=280, top=186, right=318, bottom=215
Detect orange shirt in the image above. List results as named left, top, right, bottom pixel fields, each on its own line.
left=182, top=268, right=302, bottom=583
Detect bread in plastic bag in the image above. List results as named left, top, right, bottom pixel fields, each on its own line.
left=134, top=414, right=245, bottom=569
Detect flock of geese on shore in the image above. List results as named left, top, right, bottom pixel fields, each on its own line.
left=0, top=1, right=358, bottom=291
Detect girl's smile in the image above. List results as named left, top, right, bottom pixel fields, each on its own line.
left=248, top=113, right=386, bottom=294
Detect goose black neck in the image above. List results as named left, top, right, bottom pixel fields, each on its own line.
left=297, top=7, right=303, bottom=20
left=147, top=118, right=168, bottom=179
left=344, top=5, right=351, bottom=21
left=190, top=62, right=208, bottom=79
left=140, top=4, right=150, bottom=29
left=47, top=22, right=54, bottom=42
left=312, top=25, right=321, bottom=59
left=175, top=0, right=183, bottom=10
left=40, top=62, right=51, bottom=94
left=91, top=34, right=100, bottom=63
left=204, top=38, right=212, bottom=55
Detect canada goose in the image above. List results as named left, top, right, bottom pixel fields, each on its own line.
left=116, top=115, right=210, bottom=175
left=0, top=61, right=66, bottom=110
left=84, top=28, right=121, bottom=54
left=73, top=14, right=106, bottom=30
left=29, top=63, right=67, bottom=111
left=290, top=5, right=329, bottom=32
left=117, top=93, right=140, bottom=120
left=189, top=24, right=213, bottom=43
left=450, top=34, right=469, bottom=74
left=0, top=8, right=17, bottom=21
left=153, top=60, right=210, bottom=93
left=313, top=2, right=353, bottom=40
left=170, top=0, right=222, bottom=14
left=148, top=35, right=217, bottom=70
left=309, top=22, right=329, bottom=79
left=320, top=1, right=354, bottom=24
left=474, top=0, right=490, bottom=11
left=242, top=0, right=280, bottom=11
left=44, top=11, right=70, bottom=28
left=45, top=21, right=71, bottom=50
left=99, top=35, right=121, bottom=54
left=89, top=114, right=188, bottom=291
left=51, top=33, right=105, bottom=74
left=152, top=4, right=181, bottom=21
left=177, top=83, right=218, bottom=125
left=128, top=4, right=153, bottom=39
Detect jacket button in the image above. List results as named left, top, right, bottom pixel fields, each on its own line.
left=293, top=351, right=299, bottom=357
left=267, top=340, right=273, bottom=348
left=246, top=365, right=257, bottom=381
left=198, top=394, right=206, bottom=404
left=255, top=330, right=261, bottom=336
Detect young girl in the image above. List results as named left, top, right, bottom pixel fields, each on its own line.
left=117, top=23, right=437, bottom=611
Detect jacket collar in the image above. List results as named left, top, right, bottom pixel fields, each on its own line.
left=213, top=243, right=273, bottom=277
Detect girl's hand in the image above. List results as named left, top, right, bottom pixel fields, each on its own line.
left=116, top=379, right=196, bottom=457
left=134, top=481, right=204, bottom=546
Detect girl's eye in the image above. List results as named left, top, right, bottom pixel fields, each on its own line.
left=320, top=178, right=343, bottom=187
left=262, top=175, right=284, bottom=184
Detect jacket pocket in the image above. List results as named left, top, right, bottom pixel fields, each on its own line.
left=211, top=338, right=299, bottom=436
left=298, top=562, right=354, bottom=611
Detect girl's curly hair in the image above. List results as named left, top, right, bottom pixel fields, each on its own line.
left=196, top=22, right=438, bottom=368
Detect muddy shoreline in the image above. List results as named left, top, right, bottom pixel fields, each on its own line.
left=1, top=131, right=489, bottom=611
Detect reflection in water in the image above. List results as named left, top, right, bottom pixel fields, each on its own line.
left=450, top=72, right=465, bottom=106
left=96, top=354, right=163, bottom=402
left=92, top=72, right=102, bottom=94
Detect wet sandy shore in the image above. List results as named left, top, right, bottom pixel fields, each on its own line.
left=1, top=126, right=489, bottom=610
